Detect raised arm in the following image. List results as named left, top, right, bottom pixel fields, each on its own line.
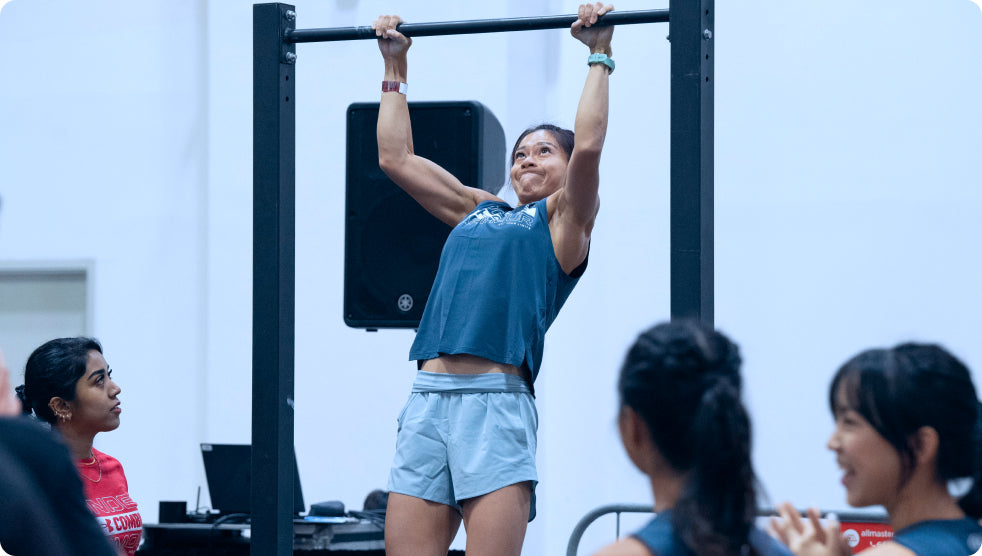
left=373, top=15, right=498, bottom=226
left=551, top=3, right=613, bottom=274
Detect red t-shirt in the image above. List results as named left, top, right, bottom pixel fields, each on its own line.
left=76, top=448, right=142, bottom=556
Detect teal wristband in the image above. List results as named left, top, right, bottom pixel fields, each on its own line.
left=587, top=52, right=615, bottom=74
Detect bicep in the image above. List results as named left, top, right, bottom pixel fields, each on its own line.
left=550, top=148, right=602, bottom=273
left=382, top=154, right=499, bottom=226
left=560, top=147, right=602, bottom=225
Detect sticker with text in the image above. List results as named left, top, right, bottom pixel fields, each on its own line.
left=839, top=522, right=893, bottom=553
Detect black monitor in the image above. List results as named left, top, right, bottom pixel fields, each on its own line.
left=200, top=443, right=305, bottom=517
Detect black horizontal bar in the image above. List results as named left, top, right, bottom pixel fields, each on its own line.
left=286, top=9, right=669, bottom=43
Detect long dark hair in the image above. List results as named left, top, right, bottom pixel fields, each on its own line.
left=830, top=343, right=982, bottom=517
left=618, top=320, right=758, bottom=556
left=15, top=337, right=103, bottom=424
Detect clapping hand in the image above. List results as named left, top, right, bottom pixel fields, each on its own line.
left=768, top=502, right=852, bottom=556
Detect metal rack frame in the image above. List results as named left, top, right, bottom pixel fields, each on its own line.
left=252, top=4, right=713, bottom=552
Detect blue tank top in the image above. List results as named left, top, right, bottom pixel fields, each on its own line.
left=409, top=198, right=583, bottom=384
left=892, top=518, right=982, bottom=555
left=633, top=511, right=793, bottom=556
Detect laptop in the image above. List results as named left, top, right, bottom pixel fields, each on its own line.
left=200, top=443, right=306, bottom=518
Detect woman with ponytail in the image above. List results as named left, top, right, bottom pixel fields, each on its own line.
left=771, top=343, right=982, bottom=555
left=16, top=337, right=141, bottom=556
left=1, top=348, right=117, bottom=556
left=593, top=321, right=791, bottom=556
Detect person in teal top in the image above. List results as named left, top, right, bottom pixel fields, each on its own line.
left=373, top=3, right=615, bottom=555
left=593, top=321, right=792, bottom=556
left=771, top=343, right=982, bottom=555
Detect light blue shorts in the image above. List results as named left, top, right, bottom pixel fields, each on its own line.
left=387, top=371, right=539, bottom=521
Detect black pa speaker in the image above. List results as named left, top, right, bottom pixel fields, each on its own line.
left=344, top=101, right=505, bottom=329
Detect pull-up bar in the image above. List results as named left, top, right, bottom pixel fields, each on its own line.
left=253, top=3, right=712, bottom=554
left=286, top=10, right=670, bottom=43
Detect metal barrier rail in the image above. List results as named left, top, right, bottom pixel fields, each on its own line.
left=566, top=504, right=889, bottom=556
left=567, top=504, right=654, bottom=556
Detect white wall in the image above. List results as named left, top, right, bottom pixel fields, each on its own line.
left=0, top=0, right=209, bottom=530
left=2, top=0, right=981, bottom=554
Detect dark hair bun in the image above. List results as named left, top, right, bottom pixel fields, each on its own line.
left=14, top=384, right=32, bottom=415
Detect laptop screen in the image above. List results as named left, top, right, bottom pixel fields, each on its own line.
left=200, top=443, right=305, bottom=516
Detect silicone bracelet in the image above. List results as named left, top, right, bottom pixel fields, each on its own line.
left=587, top=52, right=615, bottom=75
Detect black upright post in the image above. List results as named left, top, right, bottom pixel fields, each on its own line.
left=252, top=4, right=296, bottom=555
left=669, top=0, right=714, bottom=324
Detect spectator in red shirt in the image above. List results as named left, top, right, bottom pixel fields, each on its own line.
left=1, top=348, right=118, bottom=556
left=16, top=337, right=142, bottom=556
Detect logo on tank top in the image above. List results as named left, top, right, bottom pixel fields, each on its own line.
left=469, top=207, right=503, bottom=224
left=465, top=202, right=537, bottom=231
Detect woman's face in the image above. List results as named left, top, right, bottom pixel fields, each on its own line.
left=509, top=130, right=569, bottom=204
left=827, top=385, right=903, bottom=509
left=69, top=350, right=122, bottom=434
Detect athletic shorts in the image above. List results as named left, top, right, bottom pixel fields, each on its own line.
left=387, top=371, right=539, bottom=521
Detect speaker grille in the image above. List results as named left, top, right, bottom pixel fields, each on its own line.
left=344, top=101, right=505, bottom=329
